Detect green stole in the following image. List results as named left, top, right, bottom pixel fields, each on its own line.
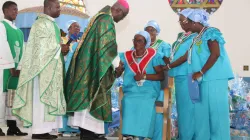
left=53, top=22, right=65, bottom=79
left=151, top=39, right=163, bottom=50
left=1, top=21, right=23, bottom=92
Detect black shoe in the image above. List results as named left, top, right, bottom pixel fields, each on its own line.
left=6, top=120, right=28, bottom=136
left=125, top=136, right=134, bottom=140
left=0, top=128, right=5, bottom=136
left=85, top=133, right=107, bottom=140
left=81, top=135, right=96, bottom=140
left=80, top=128, right=95, bottom=140
left=7, top=127, right=28, bottom=136
left=96, top=134, right=107, bottom=140
left=80, top=128, right=105, bottom=140
left=44, top=133, right=58, bottom=139
left=79, top=128, right=83, bottom=140
left=32, top=133, right=57, bottom=139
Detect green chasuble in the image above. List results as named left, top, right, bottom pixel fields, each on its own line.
left=12, top=14, right=66, bottom=127
left=65, top=6, right=117, bottom=122
left=1, top=21, right=24, bottom=92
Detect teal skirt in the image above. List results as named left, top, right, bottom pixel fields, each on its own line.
left=193, top=79, right=230, bottom=140
left=122, top=92, right=157, bottom=138
left=175, top=75, right=195, bottom=140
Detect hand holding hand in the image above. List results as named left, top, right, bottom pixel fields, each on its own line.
left=134, top=73, right=144, bottom=81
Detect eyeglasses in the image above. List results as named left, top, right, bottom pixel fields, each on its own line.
left=145, top=28, right=156, bottom=33
left=133, top=39, right=145, bottom=45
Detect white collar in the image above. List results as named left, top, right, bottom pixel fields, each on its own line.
left=4, top=19, right=14, bottom=25
left=3, top=19, right=17, bottom=29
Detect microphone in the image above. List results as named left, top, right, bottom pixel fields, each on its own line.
left=77, top=32, right=83, bottom=38
left=66, top=34, right=78, bottom=45
left=66, top=38, right=73, bottom=45
left=66, top=32, right=83, bottom=45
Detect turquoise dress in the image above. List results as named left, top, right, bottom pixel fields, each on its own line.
left=65, top=42, right=78, bottom=72
left=168, top=32, right=197, bottom=140
left=120, top=50, right=163, bottom=139
left=189, top=27, right=234, bottom=140
left=58, top=41, right=80, bottom=134
left=150, top=39, right=171, bottom=140
left=150, top=39, right=171, bottom=60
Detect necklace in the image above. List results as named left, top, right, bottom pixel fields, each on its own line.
left=150, top=38, right=157, bottom=46
left=170, top=32, right=193, bottom=61
left=151, top=41, right=156, bottom=45
left=134, top=50, right=147, bottom=58
left=193, top=27, right=206, bottom=43
left=188, top=27, right=208, bottom=64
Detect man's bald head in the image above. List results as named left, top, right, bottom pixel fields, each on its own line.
left=44, top=0, right=54, bottom=8
left=113, top=1, right=129, bottom=15
left=43, top=0, right=61, bottom=18
left=111, top=1, right=129, bottom=23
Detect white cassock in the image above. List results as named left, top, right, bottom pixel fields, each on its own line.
left=28, top=48, right=63, bottom=134
left=67, top=55, right=121, bottom=134
left=29, top=77, right=63, bottom=134
left=0, top=19, right=20, bottom=125
left=68, top=109, right=105, bottom=134
left=0, top=19, right=62, bottom=134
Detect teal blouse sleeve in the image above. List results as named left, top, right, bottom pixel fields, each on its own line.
left=152, top=53, right=164, bottom=67
left=159, top=42, right=171, bottom=58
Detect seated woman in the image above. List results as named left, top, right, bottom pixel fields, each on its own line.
left=115, top=31, right=164, bottom=140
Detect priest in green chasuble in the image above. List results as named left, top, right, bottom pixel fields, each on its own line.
left=65, top=0, right=129, bottom=139
left=11, top=0, right=70, bottom=139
